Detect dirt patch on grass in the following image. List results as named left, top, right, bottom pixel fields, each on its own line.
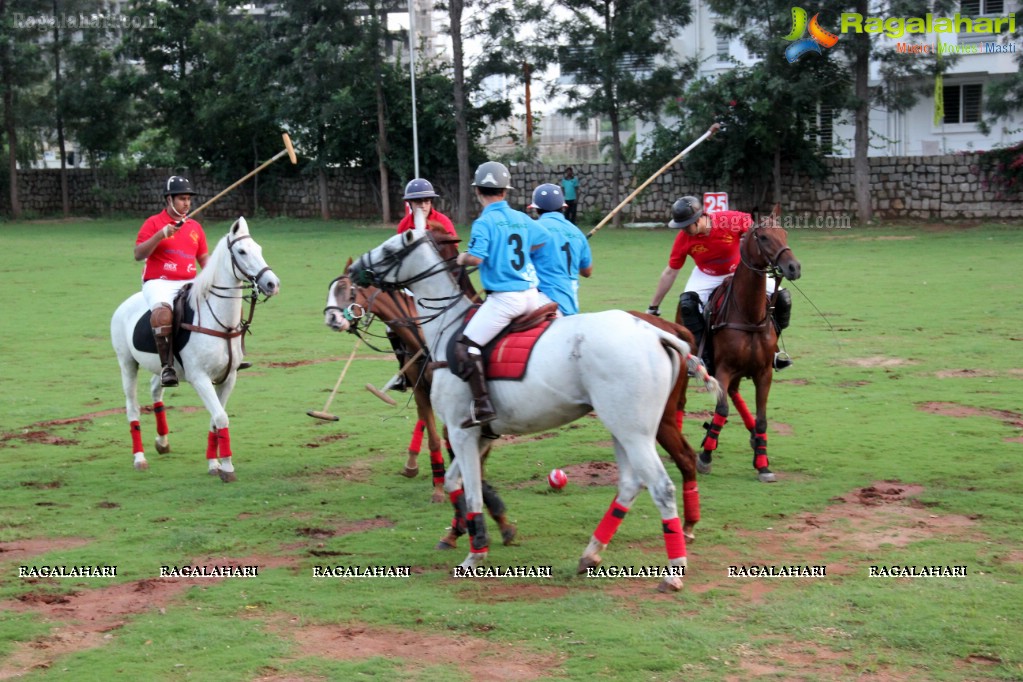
left=0, top=538, right=92, bottom=562
left=728, top=638, right=917, bottom=682
left=0, top=430, right=79, bottom=448
left=269, top=355, right=385, bottom=368
left=460, top=583, right=571, bottom=603
left=267, top=620, right=562, bottom=681
left=296, top=517, right=393, bottom=539
left=935, top=368, right=1023, bottom=379
left=917, top=401, right=1023, bottom=428
left=842, top=356, right=918, bottom=368
left=0, top=554, right=296, bottom=679
left=562, top=460, right=618, bottom=486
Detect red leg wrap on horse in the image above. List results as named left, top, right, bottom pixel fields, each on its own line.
left=594, top=500, right=629, bottom=545
left=153, top=401, right=169, bottom=436
left=731, top=393, right=756, bottom=431
left=675, top=410, right=683, bottom=431
left=701, top=413, right=728, bottom=452
left=753, top=432, right=768, bottom=470
left=466, top=512, right=488, bottom=553
left=682, top=480, right=700, bottom=524
left=430, top=450, right=445, bottom=484
left=449, top=488, right=467, bottom=536
left=206, top=431, right=218, bottom=460
left=661, top=517, right=687, bottom=561
left=408, top=420, right=426, bottom=454
left=217, top=428, right=232, bottom=458
left=130, top=421, right=143, bottom=453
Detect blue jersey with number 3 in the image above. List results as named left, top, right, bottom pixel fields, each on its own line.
left=466, top=201, right=540, bottom=292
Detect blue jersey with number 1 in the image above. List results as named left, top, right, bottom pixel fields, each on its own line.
left=533, top=211, right=592, bottom=315
left=466, top=201, right=540, bottom=292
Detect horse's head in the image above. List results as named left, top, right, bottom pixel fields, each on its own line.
left=323, top=257, right=364, bottom=333
left=349, top=228, right=448, bottom=291
left=742, top=219, right=801, bottom=282
left=228, top=217, right=281, bottom=296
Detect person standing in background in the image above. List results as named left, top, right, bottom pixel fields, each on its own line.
left=560, top=167, right=580, bottom=224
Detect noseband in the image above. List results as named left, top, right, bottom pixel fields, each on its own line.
left=323, top=275, right=367, bottom=323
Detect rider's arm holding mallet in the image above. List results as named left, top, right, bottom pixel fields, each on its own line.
left=134, top=219, right=184, bottom=261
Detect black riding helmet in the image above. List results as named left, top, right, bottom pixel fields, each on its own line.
left=163, top=176, right=197, bottom=197
left=668, top=196, right=703, bottom=229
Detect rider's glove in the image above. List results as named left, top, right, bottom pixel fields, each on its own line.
left=646, top=306, right=660, bottom=317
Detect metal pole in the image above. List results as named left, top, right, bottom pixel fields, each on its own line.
left=408, top=0, right=420, bottom=178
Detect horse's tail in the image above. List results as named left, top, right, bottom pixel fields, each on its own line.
left=651, top=329, right=719, bottom=401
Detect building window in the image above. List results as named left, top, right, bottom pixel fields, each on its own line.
left=716, top=35, right=730, bottom=60
left=942, top=83, right=982, bottom=124
left=960, top=0, right=1004, bottom=15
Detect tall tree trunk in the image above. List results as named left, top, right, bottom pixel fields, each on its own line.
left=375, top=7, right=390, bottom=224
left=852, top=0, right=872, bottom=223
left=318, top=167, right=329, bottom=220
left=772, top=147, right=782, bottom=208
left=449, top=0, right=471, bottom=226
left=1, top=0, right=21, bottom=217
left=608, top=89, right=623, bottom=227
left=53, top=0, right=69, bottom=217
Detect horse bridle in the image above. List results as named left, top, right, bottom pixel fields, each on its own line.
left=323, top=274, right=367, bottom=325
left=739, top=223, right=792, bottom=279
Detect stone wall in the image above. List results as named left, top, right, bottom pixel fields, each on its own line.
left=2, top=154, right=1020, bottom=222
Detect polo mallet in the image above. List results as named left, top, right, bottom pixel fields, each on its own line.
left=365, top=348, right=425, bottom=406
left=587, top=122, right=721, bottom=239
left=186, top=133, right=298, bottom=221
left=307, top=338, right=361, bottom=421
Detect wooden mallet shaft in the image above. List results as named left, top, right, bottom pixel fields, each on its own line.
left=365, top=348, right=426, bottom=405
left=587, top=122, right=721, bottom=239
left=188, top=133, right=298, bottom=221
left=307, top=338, right=361, bottom=421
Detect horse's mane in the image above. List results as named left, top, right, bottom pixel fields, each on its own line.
left=189, top=231, right=233, bottom=307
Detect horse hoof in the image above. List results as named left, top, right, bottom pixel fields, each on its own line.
left=758, top=470, right=777, bottom=483
left=657, top=577, right=684, bottom=593
left=683, top=524, right=696, bottom=544
left=577, top=554, right=602, bottom=574
left=134, top=459, right=149, bottom=471
left=500, top=524, right=517, bottom=546
left=400, top=466, right=419, bottom=479
left=696, top=453, right=712, bottom=475
left=430, top=489, right=446, bottom=504
left=155, top=442, right=170, bottom=455
left=208, top=467, right=221, bottom=476
left=436, top=534, right=458, bottom=550
left=219, top=470, right=238, bottom=483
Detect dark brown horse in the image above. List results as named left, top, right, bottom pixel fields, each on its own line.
left=678, top=216, right=801, bottom=482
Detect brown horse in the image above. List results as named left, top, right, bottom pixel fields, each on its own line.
left=678, top=217, right=801, bottom=482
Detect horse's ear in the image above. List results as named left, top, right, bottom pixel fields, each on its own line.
left=345, top=256, right=353, bottom=269
left=231, top=216, right=248, bottom=235
left=771, top=204, right=782, bottom=220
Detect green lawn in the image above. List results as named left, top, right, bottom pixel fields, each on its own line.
left=0, top=217, right=1021, bottom=681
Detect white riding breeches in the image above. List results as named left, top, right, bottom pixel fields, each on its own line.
left=143, top=278, right=192, bottom=311
left=685, top=268, right=776, bottom=307
left=463, top=289, right=539, bottom=347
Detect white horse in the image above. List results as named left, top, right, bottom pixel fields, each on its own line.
left=349, top=228, right=722, bottom=591
left=110, top=217, right=280, bottom=481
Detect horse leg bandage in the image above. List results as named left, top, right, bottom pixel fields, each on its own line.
left=482, top=480, right=507, bottom=518
left=594, top=499, right=630, bottom=545
left=466, top=512, right=489, bottom=553
left=153, top=401, right=169, bottom=436
left=753, top=432, right=768, bottom=470
left=206, top=431, right=218, bottom=460
left=449, top=489, right=468, bottom=537
left=682, top=481, right=700, bottom=525
left=662, top=517, right=687, bottom=561
left=430, top=450, right=445, bottom=485
left=731, top=393, right=756, bottom=431
left=217, top=428, right=233, bottom=458
left=701, top=413, right=728, bottom=452
left=408, top=420, right=426, bottom=454
left=130, top=421, right=144, bottom=454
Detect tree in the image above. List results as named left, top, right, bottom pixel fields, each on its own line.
left=0, top=0, right=49, bottom=217
left=548, top=0, right=696, bottom=226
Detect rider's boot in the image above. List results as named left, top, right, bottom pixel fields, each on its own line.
left=382, top=330, right=409, bottom=392
left=771, top=288, right=793, bottom=371
left=455, top=337, right=496, bottom=428
left=152, top=305, right=178, bottom=387
left=679, top=291, right=706, bottom=376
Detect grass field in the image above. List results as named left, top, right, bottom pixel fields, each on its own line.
left=1, top=216, right=1022, bottom=681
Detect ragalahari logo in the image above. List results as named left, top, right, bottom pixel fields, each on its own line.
left=783, top=7, right=840, bottom=62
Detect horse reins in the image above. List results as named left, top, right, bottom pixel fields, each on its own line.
left=715, top=224, right=789, bottom=333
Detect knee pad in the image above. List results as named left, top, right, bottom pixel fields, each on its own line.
left=151, top=305, right=173, bottom=335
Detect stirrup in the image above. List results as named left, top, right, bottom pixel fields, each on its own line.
left=773, top=351, right=792, bottom=371
left=460, top=399, right=496, bottom=428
